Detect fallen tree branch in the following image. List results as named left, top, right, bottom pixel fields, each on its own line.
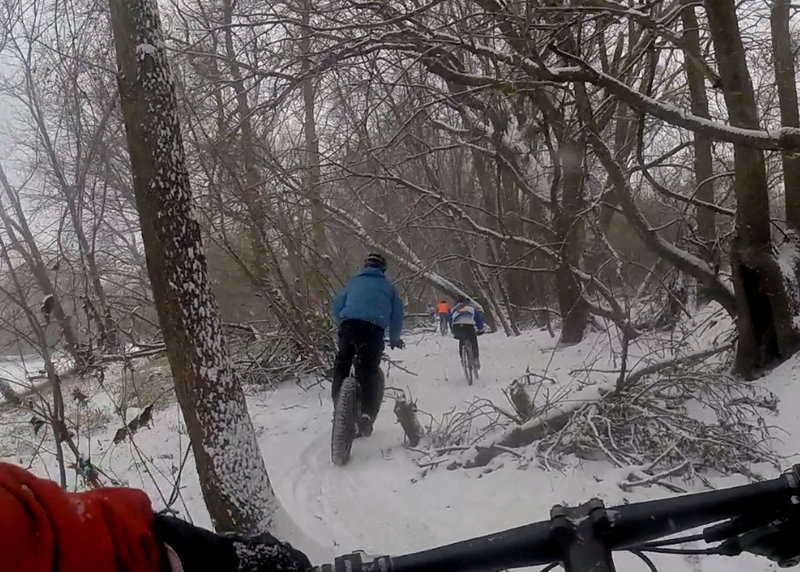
left=97, top=346, right=167, bottom=362
left=586, top=129, right=736, bottom=315
left=623, top=343, right=734, bottom=390
left=457, top=400, right=593, bottom=469
left=619, top=460, right=691, bottom=492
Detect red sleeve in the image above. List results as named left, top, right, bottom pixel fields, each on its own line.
left=0, top=462, right=164, bottom=572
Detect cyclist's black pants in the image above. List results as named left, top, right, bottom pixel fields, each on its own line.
left=333, top=319, right=385, bottom=420
left=452, top=323, right=479, bottom=361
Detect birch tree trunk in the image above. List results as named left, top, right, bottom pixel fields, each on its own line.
left=107, top=0, right=277, bottom=533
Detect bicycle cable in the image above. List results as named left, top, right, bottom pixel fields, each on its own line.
left=637, top=532, right=706, bottom=548
left=635, top=546, right=719, bottom=555
left=629, top=550, right=660, bottom=572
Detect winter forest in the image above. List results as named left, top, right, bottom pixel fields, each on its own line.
left=2, top=0, right=800, bottom=570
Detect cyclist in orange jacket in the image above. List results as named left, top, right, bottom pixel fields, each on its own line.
left=435, top=299, right=451, bottom=335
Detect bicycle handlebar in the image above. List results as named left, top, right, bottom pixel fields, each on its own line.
left=315, top=465, right=800, bottom=572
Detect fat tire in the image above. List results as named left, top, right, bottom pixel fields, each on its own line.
left=331, top=376, right=359, bottom=466
left=461, top=343, right=474, bottom=386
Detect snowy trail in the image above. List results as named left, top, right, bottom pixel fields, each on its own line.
left=253, top=338, right=482, bottom=554
left=251, top=325, right=781, bottom=572
left=1, top=314, right=785, bottom=570
left=252, top=329, right=602, bottom=556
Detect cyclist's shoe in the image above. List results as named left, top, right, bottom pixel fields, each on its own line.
left=357, top=414, right=374, bottom=437
left=475, top=357, right=481, bottom=370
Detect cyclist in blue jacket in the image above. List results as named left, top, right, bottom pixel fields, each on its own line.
left=331, top=253, right=404, bottom=437
left=451, top=294, right=485, bottom=370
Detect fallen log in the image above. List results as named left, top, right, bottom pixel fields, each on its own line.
left=449, top=382, right=611, bottom=470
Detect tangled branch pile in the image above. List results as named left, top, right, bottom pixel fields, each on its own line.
left=227, top=318, right=336, bottom=386
left=414, top=349, right=780, bottom=489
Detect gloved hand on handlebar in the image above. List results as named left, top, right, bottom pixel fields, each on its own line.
left=154, top=514, right=312, bottom=572
left=389, top=339, right=405, bottom=349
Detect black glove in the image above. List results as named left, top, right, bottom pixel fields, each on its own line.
left=153, top=513, right=312, bottom=572
left=390, top=339, right=405, bottom=349
left=476, top=329, right=485, bottom=336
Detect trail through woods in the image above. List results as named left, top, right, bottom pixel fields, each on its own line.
left=2, top=316, right=799, bottom=571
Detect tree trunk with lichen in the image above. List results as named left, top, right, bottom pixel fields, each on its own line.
left=107, top=0, right=277, bottom=533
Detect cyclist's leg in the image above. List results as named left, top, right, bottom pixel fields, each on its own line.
left=469, top=326, right=480, bottom=359
left=332, top=321, right=356, bottom=404
left=355, top=325, right=385, bottom=421
left=452, top=324, right=466, bottom=358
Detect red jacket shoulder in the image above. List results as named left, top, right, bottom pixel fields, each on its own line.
left=0, top=462, right=163, bottom=572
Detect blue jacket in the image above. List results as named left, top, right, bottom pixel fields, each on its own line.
left=332, top=267, right=404, bottom=340
left=450, top=302, right=485, bottom=331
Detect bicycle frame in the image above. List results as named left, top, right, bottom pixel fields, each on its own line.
left=316, top=465, right=800, bottom=572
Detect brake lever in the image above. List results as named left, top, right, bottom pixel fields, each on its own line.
left=717, top=517, right=800, bottom=567
left=715, top=465, right=800, bottom=567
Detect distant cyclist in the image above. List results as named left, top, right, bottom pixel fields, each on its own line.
left=435, top=299, right=451, bottom=335
left=331, top=253, right=404, bottom=437
left=450, top=295, right=484, bottom=370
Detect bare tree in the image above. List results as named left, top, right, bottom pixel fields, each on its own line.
left=0, top=163, right=84, bottom=364
left=770, top=0, right=800, bottom=234
left=705, top=0, right=798, bottom=375
left=680, top=0, right=716, bottom=251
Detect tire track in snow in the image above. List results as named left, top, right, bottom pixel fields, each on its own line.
left=268, top=397, right=442, bottom=553
left=258, top=374, right=477, bottom=556
left=255, top=330, right=549, bottom=555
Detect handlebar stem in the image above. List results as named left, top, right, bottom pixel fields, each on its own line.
left=550, top=498, right=617, bottom=572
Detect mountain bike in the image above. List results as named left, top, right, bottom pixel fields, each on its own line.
left=331, top=346, right=394, bottom=466
left=459, top=339, right=477, bottom=386
left=314, top=464, right=800, bottom=572
left=456, top=327, right=482, bottom=385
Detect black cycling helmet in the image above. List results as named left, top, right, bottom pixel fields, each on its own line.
left=364, top=253, right=387, bottom=271
left=456, top=294, right=467, bottom=304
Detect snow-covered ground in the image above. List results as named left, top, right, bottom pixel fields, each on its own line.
left=1, top=316, right=796, bottom=571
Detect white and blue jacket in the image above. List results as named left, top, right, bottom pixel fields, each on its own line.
left=450, top=302, right=485, bottom=330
